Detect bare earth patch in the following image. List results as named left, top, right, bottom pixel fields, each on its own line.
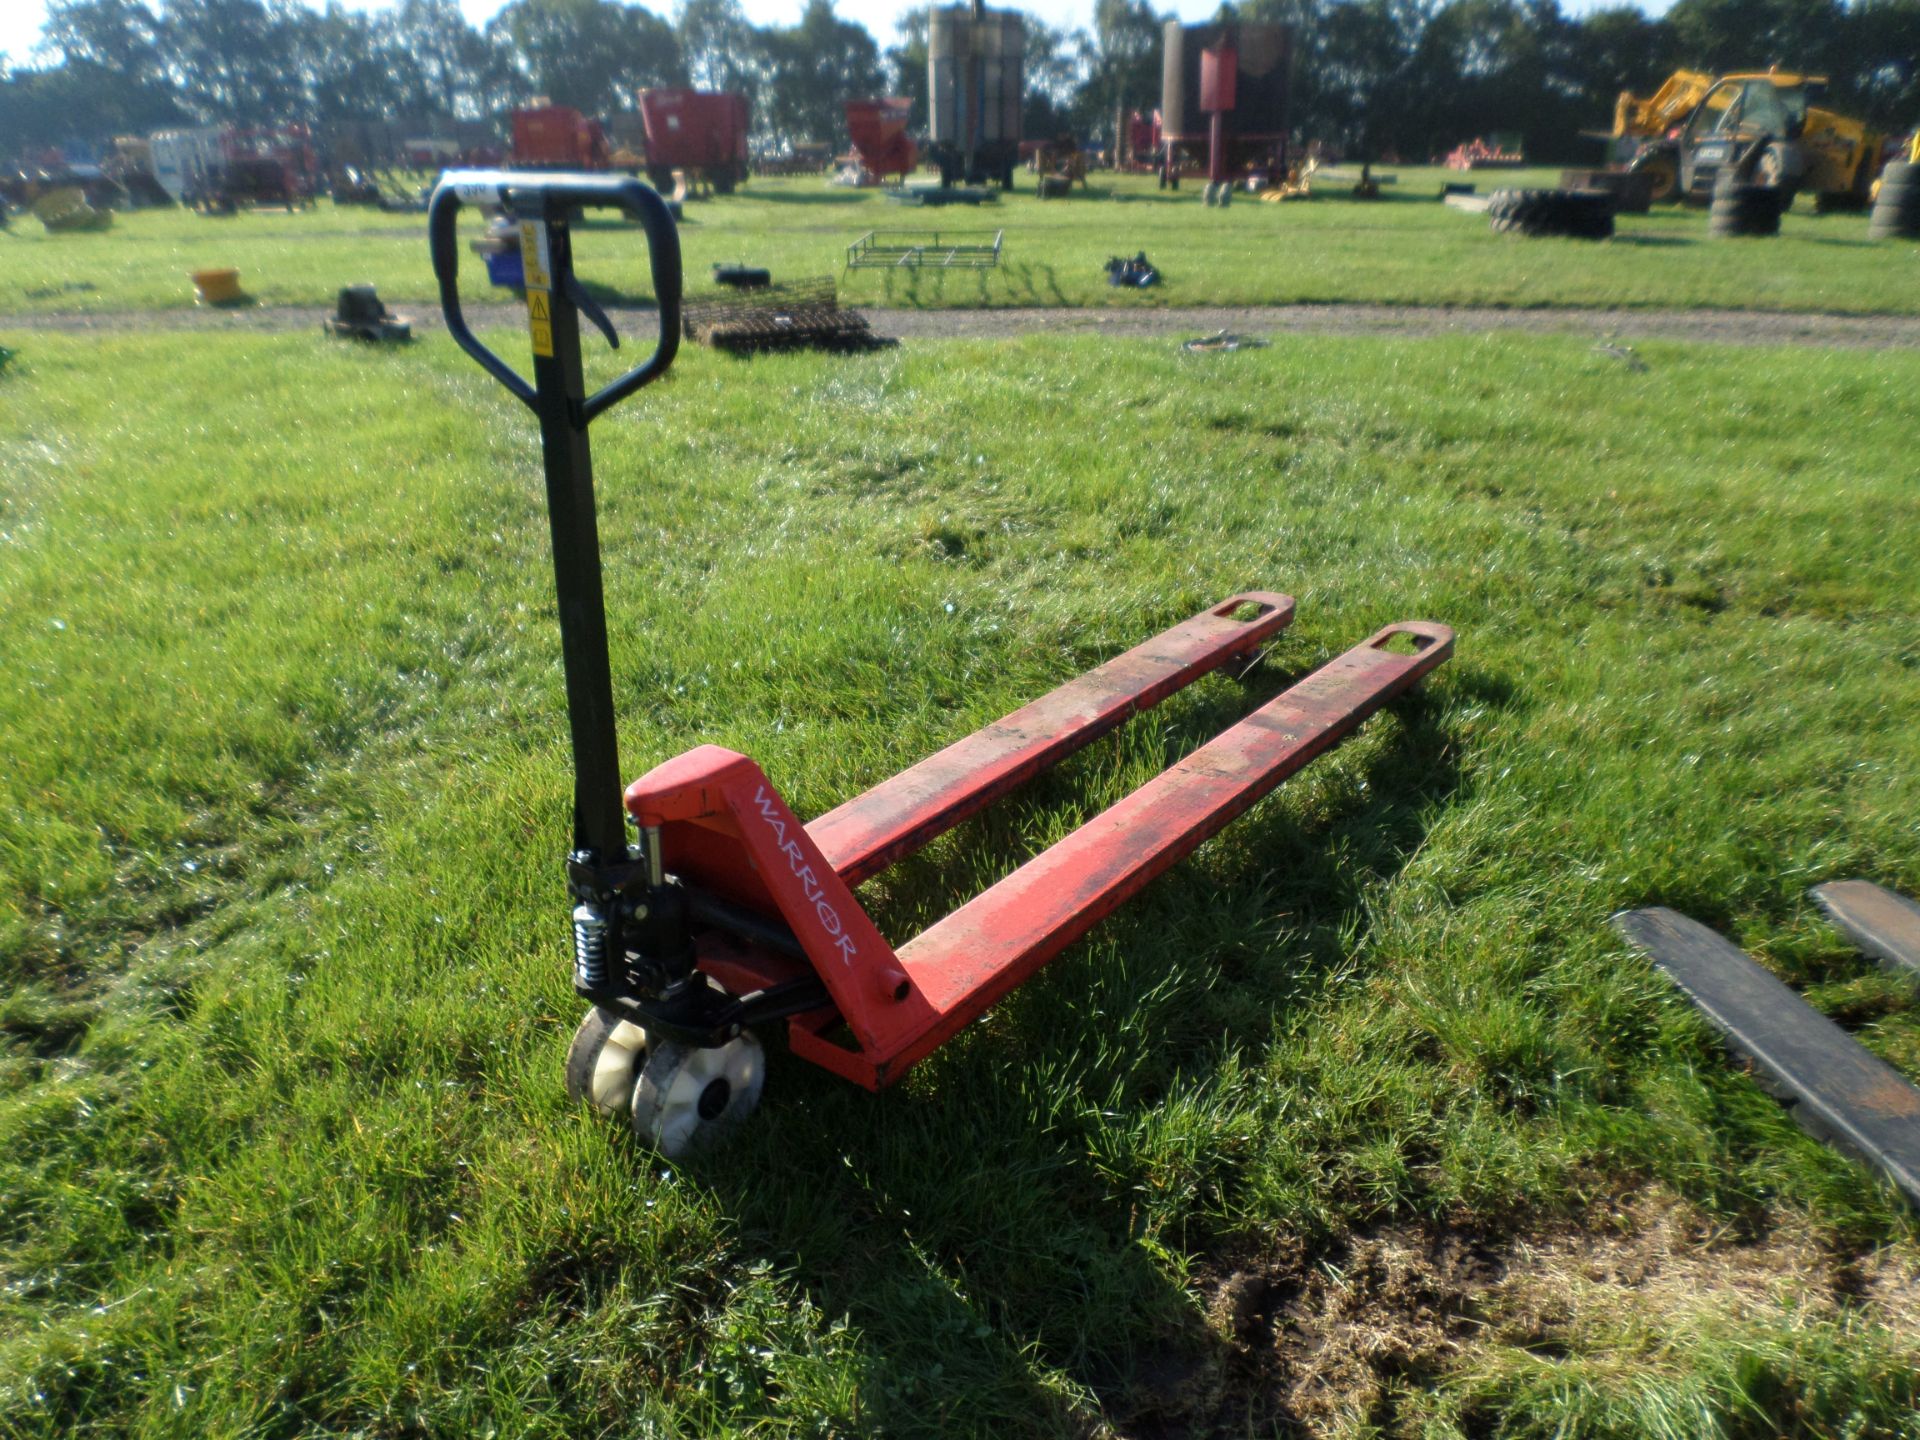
left=1113, top=1193, right=1920, bottom=1438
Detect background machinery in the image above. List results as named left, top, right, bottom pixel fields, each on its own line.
left=511, top=105, right=610, bottom=170
left=928, top=2, right=1024, bottom=188
left=639, top=89, right=751, bottom=194
left=845, top=98, right=918, bottom=184
left=1158, top=20, right=1294, bottom=201
left=1612, top=70, right=1882, bottom=210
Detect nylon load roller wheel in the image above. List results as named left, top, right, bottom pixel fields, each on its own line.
left=565, top=1005, right=652, bottom=1115
left=632, top=1033, right=766, bottom=1157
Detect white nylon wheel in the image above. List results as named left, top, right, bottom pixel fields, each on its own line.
left=631, top=1032, right=765, bottom=1157
left=564, top=1006, right=651, bottom=1115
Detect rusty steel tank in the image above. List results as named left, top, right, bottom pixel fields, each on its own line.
left=1159, top=20, right=1294, bottom=199
left=927, top=3, right=1024, bottom=188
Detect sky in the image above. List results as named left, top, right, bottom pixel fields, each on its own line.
left=3, top=0, right=1674, bottom=72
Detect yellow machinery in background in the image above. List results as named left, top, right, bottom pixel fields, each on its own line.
left=1612, top=69, right=1715, bottom=157
left=1609, top=70, right=1882, bottom=209
left=1873, top=128, right=1920, bottom=199
left=31, top=186, right=113, bottom=233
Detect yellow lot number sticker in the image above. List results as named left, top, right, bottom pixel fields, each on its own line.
left=526, top=288, right=553, bottom=357
left=519, top=221, right=552, bottom=290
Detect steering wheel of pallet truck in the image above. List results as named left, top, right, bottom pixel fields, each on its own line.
left=427, top=170, right=681, bottom=421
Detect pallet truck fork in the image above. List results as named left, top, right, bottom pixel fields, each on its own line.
left=429, top=170, right=1457, bottom=1153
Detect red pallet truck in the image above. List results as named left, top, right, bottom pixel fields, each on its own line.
left=428, top=171, right=1456, bottom=1153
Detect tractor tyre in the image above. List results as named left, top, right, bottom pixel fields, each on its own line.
left=1708, top=173, right=1786, bottom=237
left=1562, top=189, right=1616, bottom=238
left=1874, top=160, right=1919, bottom=200
left=1630, top=150, right=1680, bottom=204
left=1487, top=188, right=1614, bottom=239
left=1868, top=161, right=1920, bottom=239
left=1487, top=188, right=1550, bottom=233
left=1752, top=142, right=1794, bottom=192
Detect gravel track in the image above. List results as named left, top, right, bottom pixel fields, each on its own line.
left=8, top=300, right=1920, bottom=349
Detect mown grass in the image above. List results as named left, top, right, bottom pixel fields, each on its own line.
left=1, top=326, right=1918, bottom=1437
left=5, top=167, right=1920, bottom=317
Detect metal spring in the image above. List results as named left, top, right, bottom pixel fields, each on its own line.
left=572, top=902, right=608, bottom=988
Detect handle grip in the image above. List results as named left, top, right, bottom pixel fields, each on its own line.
left=428, top=170, right=681, bottom=421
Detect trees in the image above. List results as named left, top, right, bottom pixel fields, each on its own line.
left=677, top=0, right=762, bottom=97
left=488, top=0, right=685, bottom=113
left=42, top=0, right=168, bottom=74
left=758, top=0, right=883, bottom=145
left=153, top=0, right=302, bottom=124
left=1667, top=0, right=1847, bottom=78
left=1080, top=0, right=1161, bottom=134
left=33, top=0, right=185, bottom=135
left=885, top=4, right=931, bottom=130
left=1312, top=0, right=1430, bottom=159
left=11, top=0, right=1920, bottom=167
left=381, top=0, right=504, bottom=119
left=1568, top=2, right=1681, bottom=135
left=1842, top=0, right=1920, bottom=123
left=1024, top=18, right=1086, bottom=139
left=284, top=4, right=394, bottom=122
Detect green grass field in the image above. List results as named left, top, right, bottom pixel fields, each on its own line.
left=2, top=325, right=1918, bottom=1437
left=5, top=168, right=1920, bottom=317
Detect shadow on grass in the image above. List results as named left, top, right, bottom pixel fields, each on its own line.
left=683, top=659, right=1495, bottom=1433
left=749, top=189, right=881, bottom=207
left=1608, top=234, right=1696, bottom=247
left=1000, top=260, right=1070, bottom=305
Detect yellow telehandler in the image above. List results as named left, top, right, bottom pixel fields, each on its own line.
left=1609, top=70, right=1881, bottom=210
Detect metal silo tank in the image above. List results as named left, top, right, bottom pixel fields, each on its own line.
left=1157, top=20, right=1293, bottom=188
left=926, top=4, right=1025, bottom=187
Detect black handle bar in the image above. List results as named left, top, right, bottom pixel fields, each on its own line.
left=427, top=170, right=681, bottom=423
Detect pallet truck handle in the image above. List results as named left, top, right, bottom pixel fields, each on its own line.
left=427, top=170, right=681, bottom=420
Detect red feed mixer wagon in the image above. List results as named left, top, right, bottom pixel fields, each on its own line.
left=639, top=88, right=750, bottom=193
left=846, top=98, right=919, bottom=182
left=425, top=168, right=1456, bottom=1155
left=511, top=105, right=610, bottom=169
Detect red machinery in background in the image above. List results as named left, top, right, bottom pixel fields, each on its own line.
left=186, top=124, right=319, bottom=211
left=512, top=106, right=610, bottom=169
left=640, top=88, right=750, bottom=193
left=846, top=99, right=918, bottom=182
left=1159, top=20, right=1293, bottom=200
left=1124, top=110, right=1162, bottom=171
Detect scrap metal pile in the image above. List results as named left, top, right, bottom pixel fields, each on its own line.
left=680, top=276, right=893, bottom=355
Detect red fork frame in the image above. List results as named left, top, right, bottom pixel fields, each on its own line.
left=624, top=601, right=1453, bottom=1089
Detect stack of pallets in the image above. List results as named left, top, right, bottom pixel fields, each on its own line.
left=680, top=277, right=890, bottom=355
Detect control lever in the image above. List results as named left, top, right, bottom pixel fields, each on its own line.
left=567, top=272, right=620, bottom=351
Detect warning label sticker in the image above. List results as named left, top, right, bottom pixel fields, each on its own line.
left=526, top=288, right=553, bottom=356
left=519, top=222, right=551, bottom=292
